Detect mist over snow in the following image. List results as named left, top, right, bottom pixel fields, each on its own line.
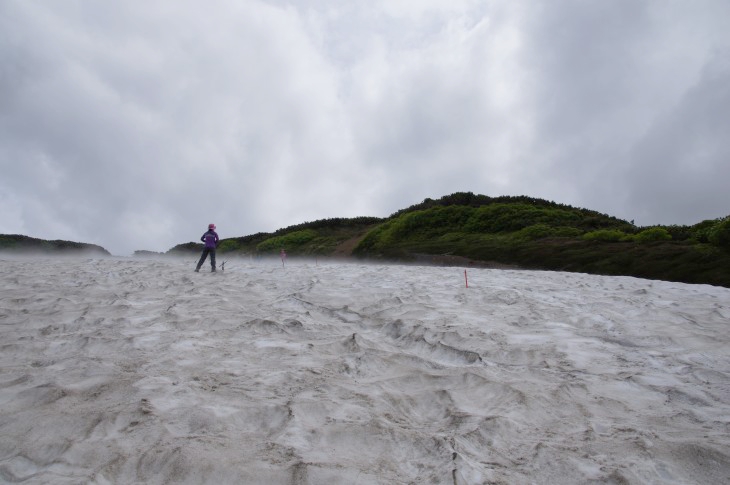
left=1, top=1, right=729, bottom=255
left=1, top=257, right=729, bottom=483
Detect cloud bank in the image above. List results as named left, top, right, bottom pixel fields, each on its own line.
left=1, top=0, right=729, bottom=255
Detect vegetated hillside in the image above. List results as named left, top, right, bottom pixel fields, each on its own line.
left=167, top=217, right=384, bottom=257
left=165, top=192, right=730, bottom=288
left=352, top=193, right=730, bottom=287
left=0, top=234, right=111, bottom=255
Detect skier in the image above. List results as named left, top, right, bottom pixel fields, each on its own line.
left=195, top=224, right=219, bottom=272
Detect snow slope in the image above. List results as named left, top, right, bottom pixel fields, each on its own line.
left=1, top=257, right=729, bottom=484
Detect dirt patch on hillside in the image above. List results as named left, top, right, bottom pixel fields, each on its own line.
left=332, top=233, right=369, bottom=257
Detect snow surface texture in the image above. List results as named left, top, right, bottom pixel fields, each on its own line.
left=1, top=257, right=729, bottom=484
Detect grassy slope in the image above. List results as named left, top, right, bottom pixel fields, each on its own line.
left=347, top=194, right=730, bottom=287
left=168, top=192, right=730, bottom=287
left=11, top=192, right=723, bottom=287
left=168, top=217, right=384, bottom=258
left=0, top=234, right=110, bottom=255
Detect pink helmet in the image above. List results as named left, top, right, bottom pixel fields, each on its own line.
left=208, top=223, right=216, bottom=230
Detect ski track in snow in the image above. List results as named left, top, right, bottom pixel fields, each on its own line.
left=1, top=257, right=729, bottom=484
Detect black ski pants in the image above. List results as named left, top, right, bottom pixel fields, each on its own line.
left=196, top=248, right=216, bottom=271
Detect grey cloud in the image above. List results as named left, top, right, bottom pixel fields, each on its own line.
left=1, top=0, right=729, bottom=255
left=626, top=52, right=730, bottom=225
left=509, top=0, right=730, bottom=221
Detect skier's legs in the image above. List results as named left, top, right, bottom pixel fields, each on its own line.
left=196, top=249, right=209, bottom=270
left=210, top=250, right=216, bottom=271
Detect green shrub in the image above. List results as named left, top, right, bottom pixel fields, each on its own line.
left=691, top=219, right=717, bottom=243
left=515, top=224, right=555, bottom=240
left=663, top=225, right=694, bottom=241
left=553, top=226, right=583, bottom=237
left=708, top=217, right=730, bottom=249
left=395, top=206, right=471, bottom=237
left=635, top=227, right=672, bottom=243
left=0, top=237, right=19, bottom=248
left=217, top=240, right=240, bottom=253
left=582, top=230, right=626, bottom=242
left=257, top=229, right=318, bottom=252
left=463, top=204, right=583, bottom=233
left=167, top=242, right=202, bottom=254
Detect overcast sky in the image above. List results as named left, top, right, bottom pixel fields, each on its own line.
left=2, top=0, right=729, bottom=256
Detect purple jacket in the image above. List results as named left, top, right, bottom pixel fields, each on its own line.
left=201, top=230, right=219, bottom=249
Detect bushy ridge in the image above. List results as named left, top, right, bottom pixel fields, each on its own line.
left=390, top=193, right=632, bottom=229
left=133, top=250, right=165, bottom=257
left=351, top=193, right=730, bottom=287
left=166, top=217, right=383, bottom=257
left=163, top=192, right=729, bottom=286
left=0, top=234, right=110, bottom=255
left=6, top=193, right=727, bottom=287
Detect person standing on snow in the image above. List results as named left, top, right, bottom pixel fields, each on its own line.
left=195, top=223, right=219, bottom=272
